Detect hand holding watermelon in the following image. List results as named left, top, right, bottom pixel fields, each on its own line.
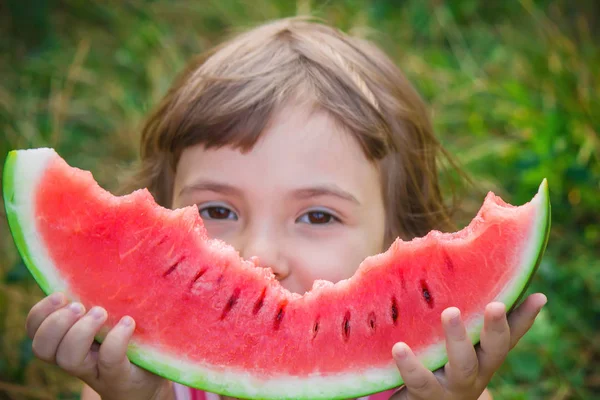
left=391, top=294, right=547, bottom=400
left=25, top=293, right=175, bottom=400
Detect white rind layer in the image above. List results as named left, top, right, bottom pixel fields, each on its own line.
left=127, top=342, right=454, bottom=399
left=3, top=148, right=550, bottom=399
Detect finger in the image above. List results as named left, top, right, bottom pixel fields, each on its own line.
left=507, top=293, right=547, bottom=349
left=477, top=302, right=510, bottom=380
left=392, top=342, right=443, bottom=400
left=442, top=307, right=479, bottom=389
left=32, top=302, right=86, bottom=363
left=26, top=293, right=68, bottom=339
left=97, top=315, right=136, bottom=380
left=55, top=306, right=108, bottom=377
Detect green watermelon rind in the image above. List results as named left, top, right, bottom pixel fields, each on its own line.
left=2, top=149, right=551, bottom=400
left=509, top=179, right=551, bottom=312
left=3, top=151, right=53, bottom=292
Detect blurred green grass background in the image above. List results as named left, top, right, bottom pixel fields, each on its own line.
left=0, top=0, right=598, bottom=399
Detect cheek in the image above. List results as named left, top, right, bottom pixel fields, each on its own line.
left=202, top=222, right=239, bottom=243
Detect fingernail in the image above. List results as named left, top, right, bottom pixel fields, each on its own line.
left=539, top=293, right=548, bottom=307
left=88, top=306, right=106, bottom=320
left=49, top=292, right=64, bottom=306
left=394, top=343, right=408, bottom=359
left=493, top=303, right=506, bottom=320
left=69, top=302, right=84, bottom=315
left=450, top=309, right=461, bottom=326
left=120, top=316, right=133, bottom=327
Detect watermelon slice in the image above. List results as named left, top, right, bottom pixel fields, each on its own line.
left=2, top=148, right=550, bottom=400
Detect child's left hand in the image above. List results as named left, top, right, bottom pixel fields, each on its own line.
left=390, top=292, right=547, bottom=400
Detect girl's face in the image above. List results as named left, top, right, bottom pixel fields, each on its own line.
left=172, top=103, right=386, bottom=294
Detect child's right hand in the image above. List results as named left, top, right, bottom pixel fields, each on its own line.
left=26, top=292, right=174, bottom=400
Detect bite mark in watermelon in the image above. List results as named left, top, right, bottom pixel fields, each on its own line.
left=2, top=148, right=550, bottom=399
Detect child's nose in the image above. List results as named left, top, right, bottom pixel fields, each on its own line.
left=239, top=229, right=290, bottom=281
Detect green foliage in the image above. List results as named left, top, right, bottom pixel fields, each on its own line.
left=0, top=1, right=598, bottom=399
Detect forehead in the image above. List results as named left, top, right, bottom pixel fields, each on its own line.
left=174, top=103, right=382, bottom=201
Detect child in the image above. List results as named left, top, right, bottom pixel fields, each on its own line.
left=25, top=17, right=547, bottom=400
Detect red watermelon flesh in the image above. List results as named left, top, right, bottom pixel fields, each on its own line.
left=2, top=148, right=550, bottom=399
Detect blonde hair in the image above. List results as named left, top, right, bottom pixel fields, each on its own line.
left=121, top=17, right=466, bottom=245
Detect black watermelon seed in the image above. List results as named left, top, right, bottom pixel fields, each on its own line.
left=189, top=267, right=208, bottom=287
left=391, top=297, right=399, bottom=324
left=443, top=250, right=455, bottom=271
left=421, top=280, right=434, bottom=308
left=220, top=288, right=241, bottom=320
left=162, top=256, right=185, bottom=277
left=312, top=319, right=320, bottom=339
left=273, top=302, right=287, bottom=331
left=253, top=287, right=267, bottom=315
left=368, top=311, right=377, bottom=330
left=342, top=311, right=351, bottom=340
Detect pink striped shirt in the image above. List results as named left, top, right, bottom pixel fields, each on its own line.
left=173, top=383, right=398, bottom=400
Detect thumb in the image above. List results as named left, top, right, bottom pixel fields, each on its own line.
left=93, top=316, right=169, bottom=400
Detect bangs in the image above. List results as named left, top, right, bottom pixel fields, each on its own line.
left=156, top=22, right=390, bottom=165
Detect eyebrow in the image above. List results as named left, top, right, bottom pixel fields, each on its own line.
left=292, top=185, right=361, bottom=205
left=179, top=181, right=243, bottom=197
left=179, top=181, right=360, bottom=205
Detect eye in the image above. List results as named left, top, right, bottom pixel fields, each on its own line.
left=199, top=205, right=238, bottom=221
left=297, top=210, right=339, bottom=225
